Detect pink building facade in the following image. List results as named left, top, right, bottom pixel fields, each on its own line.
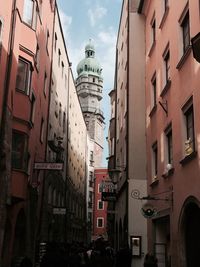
left=0, top=0, right=54, bottom=265
left=139, top=0, right=200, bottom=266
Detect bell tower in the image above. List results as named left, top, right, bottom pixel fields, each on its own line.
left=76, top=40, right=104, bottom=167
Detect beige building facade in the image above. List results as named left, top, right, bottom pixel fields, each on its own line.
left=108, top=1, right=147, bottom=266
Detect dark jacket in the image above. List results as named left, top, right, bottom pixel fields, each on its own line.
left=144, top=253, right=158, bottom=267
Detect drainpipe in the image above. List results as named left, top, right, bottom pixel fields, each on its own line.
left=126, top=0, right=130, bottom=247
left=0, top=0, right=17, bottom=262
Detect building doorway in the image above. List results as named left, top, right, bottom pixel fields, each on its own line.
left=153, top=215, right=170, bottom=267
left=184, top=202, right=200, bottom=267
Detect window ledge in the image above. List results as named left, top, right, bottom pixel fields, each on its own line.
left=16, top=88, right=29, bottom=96
left=149, top=105, right=157, bottom=117
left=179, top=151, right=197, bottom=166
left=22, top=21, right=36, bottom=32
left=148, top=41, right=156, bottom=57
left=176, top=46, right=192, bottom=70
left=162, top=167, right=174, bottom=179
left=160, top=80, right=171, bottom=97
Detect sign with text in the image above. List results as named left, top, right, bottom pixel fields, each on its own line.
left=34, top=162, right=63, bottom=170
left=101, top=192, right=116, bottom=202
left=99, top=180, right=116, bottom=192
left=53, top=207, right=66, bottom=215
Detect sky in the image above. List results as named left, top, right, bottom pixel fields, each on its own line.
left=57, top=0, right=122, bottom=166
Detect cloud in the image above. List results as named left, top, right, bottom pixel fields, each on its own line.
left=59, top=9, right=72, bottom=44
left=88, top=5, right=107, bottom=27
left=96, top=28, right=117, bottom=90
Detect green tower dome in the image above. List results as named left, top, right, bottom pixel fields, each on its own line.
left=77, top=40, right=102, bottom=77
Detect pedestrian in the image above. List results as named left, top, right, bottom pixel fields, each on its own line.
left=40, top=242, right=67, bottom=267
left=144, top=253, right=158, bottom=267
left=115, top=245, right=132, bottom=267
left=90, top=236, right=112, bottom=267
left=19, top=256, right=33, bottom=267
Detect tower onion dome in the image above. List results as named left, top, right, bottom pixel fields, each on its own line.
left=76, top=40, right=102, bottom=78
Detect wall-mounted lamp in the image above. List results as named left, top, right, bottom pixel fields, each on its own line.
left=131, top=189, right=173, bottom=218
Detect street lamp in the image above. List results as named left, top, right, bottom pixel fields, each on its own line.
left=191, top=32, right=200, bottom=63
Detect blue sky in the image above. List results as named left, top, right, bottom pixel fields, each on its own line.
left=57, top=0, right=122, bottom=166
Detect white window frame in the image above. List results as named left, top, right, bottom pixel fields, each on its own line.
left=23, top=0, right=37, bottom=28
left=97, top=200, right=104, bottom=210
left=16, top=57, right=32, bottom=95
left=97, top=217, right=104, bottom=228
left=182, top=99, right=195, bottom=155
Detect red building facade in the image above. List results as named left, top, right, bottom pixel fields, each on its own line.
left=93, top=168, right=108, bottom=240
left=0, top=0, right=55, bottom=265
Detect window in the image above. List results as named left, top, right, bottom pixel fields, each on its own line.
left=181, top=11, right=190, bottom=54
left=90, top=151, right=94, bottom=166
left=54, top=32, right=57, bottom=51
left=88, top=191, right=93, bottom=208
left=98, top=183, right=101, bottom=193
left=152, top=142, right=158, bottom=179
left=164, top=50, right=170, bottom=84
left=184, top=104, right=195, bottom=154
left=46, top=29, right=50, bottom=54
left=98, top=200, right=104, bottom=210
left=30, top=92, right=36, bottom=124
left=89, top=171, right=93, bottom=187
left=151, top=73, right=157, bottom=108
left=40, top=118, right=44, bottom=143
left=35, top=44, right=40, bottom=69
left=97, top=217, right=104, bottom=228
left=151, top=17, right=156, bottom=46
left=61, top=61, right=64, bottom=77
left=12, top=131, right=28, bottom=170
left=165, top=126, right=173, bottom=164
left=58, top=49, right=61, bottom=66
left=23, top=0, right=37, bottom=28
left=43, top=72, right=47, bottom=95
left=16, top=57, right=32, bottom=94
left=63, top=112, right=66, bottom=133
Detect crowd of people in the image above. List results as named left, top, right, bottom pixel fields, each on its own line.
left=11, top=237, right=158, bottom=267
left=40, top=237, right=132, bottom=267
